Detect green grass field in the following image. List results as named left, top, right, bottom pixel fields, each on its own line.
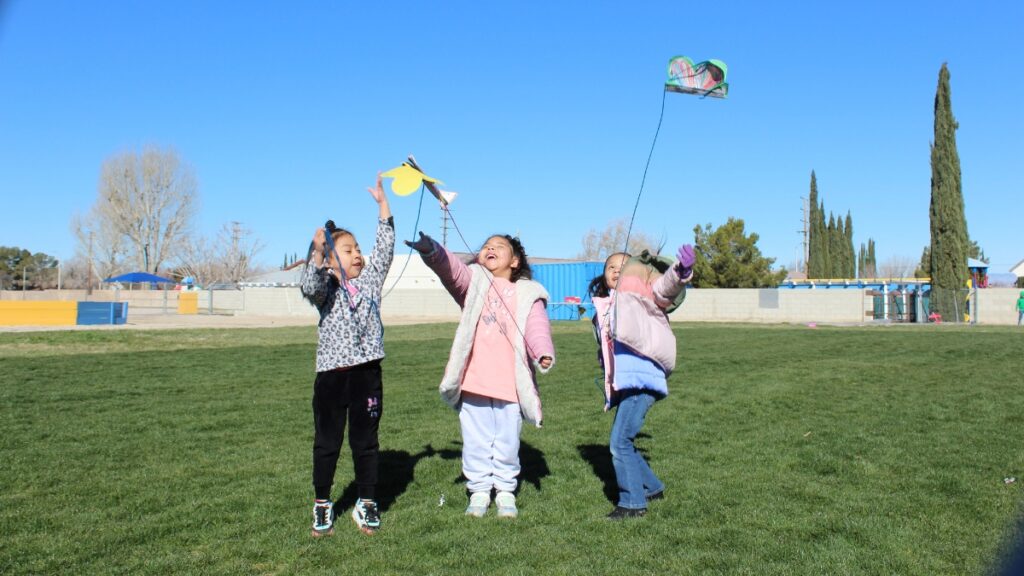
left=2, top=322, right=1023, bottom=575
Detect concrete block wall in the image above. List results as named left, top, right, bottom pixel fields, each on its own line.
left=976, top=288, right=1023, bottom=325
left=670, top=289, right=869, bottom=324
left=5, top=286, right=1021, bottom=325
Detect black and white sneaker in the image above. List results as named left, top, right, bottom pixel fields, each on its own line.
left=311, top=500, right=335, bottom=537
left=351, top=499, right=381, bottom=534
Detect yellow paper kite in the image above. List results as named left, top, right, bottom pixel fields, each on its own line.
left=381, top=163, right=443, bottom=196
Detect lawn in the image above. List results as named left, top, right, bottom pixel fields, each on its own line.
left=1, top=322, right=1022, bottom=575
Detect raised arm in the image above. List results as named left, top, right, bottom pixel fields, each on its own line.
left=652, top=244, right=694, bottom=309
left=301, top=228, right=333, bottom=308
left=406, top=232, right=471, bottom=307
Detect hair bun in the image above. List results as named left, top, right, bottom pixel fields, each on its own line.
left=325, top=220, right=336, bottom=233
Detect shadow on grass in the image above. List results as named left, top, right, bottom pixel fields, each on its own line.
left=520, top=440, right=550, bottom=492
left=578, top=444, right=618, bottom=503
left=577, top=435, right=652, bottom=504
left=443, top=440, right=551, bottom=495
left=334, top=440, right=552, bottom=508
left=335, top=444, right=460, bottom=511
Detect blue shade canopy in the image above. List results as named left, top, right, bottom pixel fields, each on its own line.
left=103, top=272, right=175, bottom=284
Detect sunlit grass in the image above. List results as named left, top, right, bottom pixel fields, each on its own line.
left=1, top=323, right=1022, bottom=574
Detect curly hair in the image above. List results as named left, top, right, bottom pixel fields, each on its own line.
left=477, top=234, right=532, bottom=282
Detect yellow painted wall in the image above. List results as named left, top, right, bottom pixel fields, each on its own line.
left=178, top=292, right=198, bottom=315
left=0, top=301, right=78, bottom=326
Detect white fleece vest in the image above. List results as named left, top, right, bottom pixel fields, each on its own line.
left=439, top=265, right=549, bottom=427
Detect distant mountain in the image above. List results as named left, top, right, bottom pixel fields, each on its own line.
left=987, top=273, right=1018, bottom=287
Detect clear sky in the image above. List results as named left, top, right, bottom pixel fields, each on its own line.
left=1, top=1, right=1021, bottom=275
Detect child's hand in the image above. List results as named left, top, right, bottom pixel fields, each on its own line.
left=539, top=356, right=553, bottom=369
left=405, top=231, right=435, bottom=254
left=312, top=228, right=327, bottom=252
left=675, top=244, right=695, bottom=279
left=367, top=172, right=386, bottom=204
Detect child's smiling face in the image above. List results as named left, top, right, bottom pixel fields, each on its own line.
left=328, top=233, right=364, bottom=280
left=477, top=236, right=520, bottom=280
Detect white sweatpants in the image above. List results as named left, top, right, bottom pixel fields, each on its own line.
left=459, top=394, right=522, bottom=494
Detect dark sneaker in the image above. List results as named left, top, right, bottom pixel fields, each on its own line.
left=607, top=506, right=647, bottom=520
left=646, top=490, right=665, bottom=502
left=352, top=499, right=381, bottom=534
left=311, top=500, right=335, bottom=537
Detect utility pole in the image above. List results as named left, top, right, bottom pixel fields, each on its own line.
left=440, top=204, right=449, bottom=248
left=231, top=221, right=242, bottom=282
left=799, top=196, right=809, bottom=273
left=87, top=230, right=94, bottom=296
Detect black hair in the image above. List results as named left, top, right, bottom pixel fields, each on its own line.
left=478, top=234, right=532, bottom=282
left=587, top=252, right=631, bottom=298
left=302, top=219, right=355, bottom=300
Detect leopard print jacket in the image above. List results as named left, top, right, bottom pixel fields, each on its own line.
left=301, top=217, right=395, bottom=372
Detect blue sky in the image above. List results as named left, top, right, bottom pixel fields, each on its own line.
left=1, top=1, right=1021, bottom=274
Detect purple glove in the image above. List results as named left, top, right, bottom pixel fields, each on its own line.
left=404, top=231, right=436, bottom=255
left=675, top=244, right=695, bottom=279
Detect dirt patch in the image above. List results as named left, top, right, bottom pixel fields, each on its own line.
left=0, top=312, right=455, bottom=332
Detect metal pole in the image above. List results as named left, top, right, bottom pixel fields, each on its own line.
left=87, top=231, right=94, bottom=297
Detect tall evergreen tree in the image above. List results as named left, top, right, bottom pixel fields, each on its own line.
left=808, top=171, right=826, bottom=278
left=867, top=239, right=876, bottom=278
left=834, top=217, right=845, bottom=277
left=858, top=243, right=866, bottom=278
left=818, top=201, right=829, bottom=277
left=844, top=212, right=855, bottom=278
left=827, top=214, right=841, bottom=278
left=927, top=63, right=969, bottom=321
left=915, top=246, right=931, bottom=278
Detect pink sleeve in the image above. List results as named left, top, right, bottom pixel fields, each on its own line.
left=423, top=243, right=472, bottom=307
left=524, top=300, right=554, bottom=361
left=651, top=269, right=687, bottom=310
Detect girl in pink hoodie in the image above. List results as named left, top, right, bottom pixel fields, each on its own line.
left=589, top=245, right=694, bottom=519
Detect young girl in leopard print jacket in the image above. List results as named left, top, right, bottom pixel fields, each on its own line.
left=300, top=173, right=394, bottom=537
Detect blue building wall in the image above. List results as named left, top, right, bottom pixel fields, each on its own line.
left=532, top=262, right=604, bottom=320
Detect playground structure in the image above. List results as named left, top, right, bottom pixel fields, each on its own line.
left=781, top=261, right=992, bottom=324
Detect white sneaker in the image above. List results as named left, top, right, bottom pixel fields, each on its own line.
left=465, top=491, right=490, bottom=517
left=495, top=491, right=517, bottom=518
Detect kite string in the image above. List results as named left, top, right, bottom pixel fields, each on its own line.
left=611, top=89, right=669, bottom=341
left=621, top=89, right=668, bottom=259
left=443, top=204, right=542, bottom=362
left=382, top=182, right=426, bottom=300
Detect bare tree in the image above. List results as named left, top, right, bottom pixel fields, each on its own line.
left=86, top=146, right=198, bottom=274
left=221, top=221, right=264, bottom=283
left=178, top=222, right=264, bottom=287
left=577, top=217, right=659, bottom=261
left=877, top=255, right=917, bottom=278
left=70, top=212, right=126, bottom=285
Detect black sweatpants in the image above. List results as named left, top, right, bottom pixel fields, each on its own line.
left=312, top=360, right=382, bottom=501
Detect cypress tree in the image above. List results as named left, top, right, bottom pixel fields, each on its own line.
left=867, top=239, right=876, bottom=278
left=844, top=212, right=854, bottom=278
left=856, top=241, right=864, bottom=278
left=827, top=214, right=840, bottom=278
left=808, top=171, right=825, bottom=278
left=927, top=63, right=969, bottom=321
left=818, top=201, right=829, bottom=277
left=834, top=217, right=845, bottom=278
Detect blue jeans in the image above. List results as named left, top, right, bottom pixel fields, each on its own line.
left=610, top=390, right=664, bottom=509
